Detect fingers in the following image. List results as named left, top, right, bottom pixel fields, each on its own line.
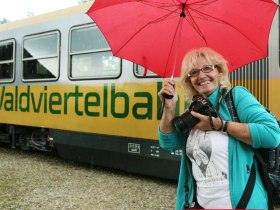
left=191, top=111, right=224, bottom=131
left=190, top=111, right=204, bottom=120
left=158, top=79, right=176, bottom=98
left=191, top=111, right=211, bottom=130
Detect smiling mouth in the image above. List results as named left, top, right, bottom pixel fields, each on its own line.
left=199, top=80, right=211, bottom=86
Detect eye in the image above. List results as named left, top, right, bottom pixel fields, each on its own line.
left=190, top=69, right=199, bottom=76
left=202, top=66, right=213, bottom=72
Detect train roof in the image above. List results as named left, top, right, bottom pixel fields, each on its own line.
left=0, top=2, right=92, bottom=32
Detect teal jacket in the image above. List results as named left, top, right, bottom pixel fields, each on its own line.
left=158, top=86, right=280, bottom=210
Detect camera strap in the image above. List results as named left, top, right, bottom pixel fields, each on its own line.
left=208, top=108, right=224, bottom=131
left=208, top=88, right=228, bottom=131
left=216, top=88, right=228, bottom=111
left=202, top=96, right=224, bottom=131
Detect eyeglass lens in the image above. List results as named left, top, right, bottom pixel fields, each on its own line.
left=189, top=65, right=214, bottom=77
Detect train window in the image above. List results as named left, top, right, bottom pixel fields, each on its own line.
left=134, top=64, right=159, bottom=78
left=0, top=39, right=15, bottom=83
left=69, top=24, right=121, bottom=79
left=22, top=31, right=60, bottom=81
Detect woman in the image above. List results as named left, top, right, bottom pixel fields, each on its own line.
left=158, top=47, right=280, bottom=209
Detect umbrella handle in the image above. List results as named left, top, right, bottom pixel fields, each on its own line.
left=163, top=81, right=175, bottom=99
left=163, top=93, right=174, bottom=99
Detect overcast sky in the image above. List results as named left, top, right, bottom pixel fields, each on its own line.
left=0, top=0, right=79, bottom=21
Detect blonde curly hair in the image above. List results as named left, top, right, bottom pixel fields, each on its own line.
left=180, top=47, right=231, bottom=101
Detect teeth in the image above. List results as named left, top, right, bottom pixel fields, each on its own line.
left=200, top=81, right=210, bottom=85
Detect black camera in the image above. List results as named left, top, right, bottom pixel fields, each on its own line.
left=173, top=94, right=218, bottom=133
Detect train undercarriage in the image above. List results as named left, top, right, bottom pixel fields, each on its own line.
left=0, top=123, right=180, bottom=180
left=0, top=124, right=54, bottom=152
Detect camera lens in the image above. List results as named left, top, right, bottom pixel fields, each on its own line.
left=172, top=94, right=217, bottom=132
left=173, top=111, right=199, bottom=133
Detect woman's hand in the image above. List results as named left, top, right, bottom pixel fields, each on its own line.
left=191, top=111, right=223, bottom=131
left=158, top=79, right=178, bottom=133
left=158, top=79, right=178, bottom=107
left=191, top=111, right=253, bottom=145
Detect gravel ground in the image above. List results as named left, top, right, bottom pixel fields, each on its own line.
left=0, top=146, right=177, bottom=210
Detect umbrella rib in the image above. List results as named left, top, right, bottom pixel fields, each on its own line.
left=184, top=8, right=207, bottom=45
left=163, top=17, right=184, bottom=78
left=137, top=1, right=188, bottom=77
left=139, top=0, right=177, bottom=10
left=260, top=0, right=280, bottom=6
left=188, top=8, right=267, bottom=54
left=113, top=9, right=179, bottom=55
left=137, top=0, right=182, bottom=17
left=188, top=0, right=218, bottom=7
left=91, top=1, right=179, bottom=14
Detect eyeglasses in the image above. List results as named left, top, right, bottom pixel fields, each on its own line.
left=187, top=65, right=216, bottom=78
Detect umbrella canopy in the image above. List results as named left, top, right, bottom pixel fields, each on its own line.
left=87, top=0, right=278, bottom=78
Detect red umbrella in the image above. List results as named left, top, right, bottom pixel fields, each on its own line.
left=87, top=0, right=278, bottom=78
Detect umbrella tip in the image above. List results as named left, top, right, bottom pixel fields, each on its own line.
left=180, top=3, right=186, bottom=17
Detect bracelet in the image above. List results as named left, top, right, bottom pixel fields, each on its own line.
left=223, top=121, right=230, bottom=132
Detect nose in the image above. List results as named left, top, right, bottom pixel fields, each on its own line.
left=197, top=69, right=206, bottom=78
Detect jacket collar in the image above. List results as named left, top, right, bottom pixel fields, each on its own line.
left=208, top=86, right=221, bottom=107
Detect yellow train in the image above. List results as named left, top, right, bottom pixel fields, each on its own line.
left=0, top=2, right=279, bottom=179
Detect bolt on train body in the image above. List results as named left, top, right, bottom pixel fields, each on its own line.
left=0, top=2, right=279, bottom=179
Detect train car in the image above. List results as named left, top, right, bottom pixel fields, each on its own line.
left=0, top=2, right=279, bottom=180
